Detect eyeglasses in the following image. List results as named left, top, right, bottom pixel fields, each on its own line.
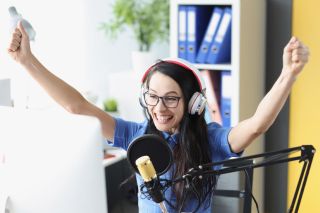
left=143, top=92, right=181, bottom=108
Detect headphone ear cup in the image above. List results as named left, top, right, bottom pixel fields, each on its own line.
left=197, top=96, right=207, bottom=115
left=188, top=92, right=207, bottom=115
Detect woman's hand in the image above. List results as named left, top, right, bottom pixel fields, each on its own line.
left=282, top=37, right=309, bottom=77
left=7, top=21, right=32, bottom=65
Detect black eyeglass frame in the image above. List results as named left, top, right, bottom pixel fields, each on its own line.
left=143, top=91, right=182, bottom=108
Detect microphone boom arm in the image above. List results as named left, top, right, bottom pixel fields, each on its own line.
left=168, top=145, right=315, bottom=213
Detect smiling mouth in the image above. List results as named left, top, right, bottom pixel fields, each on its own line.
left=155, top=115, right=173, bottom=124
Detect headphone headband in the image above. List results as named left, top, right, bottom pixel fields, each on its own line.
left=141, top=58, right=206, bottom=92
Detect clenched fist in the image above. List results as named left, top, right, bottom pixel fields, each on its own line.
left=282, top=37, right=309, bottom=77
left=7, top=21, right=32, bottom=65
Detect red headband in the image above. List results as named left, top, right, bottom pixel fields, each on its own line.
left=141, top=58, right=205, bottom=91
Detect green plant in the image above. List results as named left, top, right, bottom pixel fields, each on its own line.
left=100, top=0, right=169, bottom=52
left=103, top=98, right=118, bottom=112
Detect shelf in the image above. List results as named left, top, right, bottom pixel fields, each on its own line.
left=174, top=0, right=235, bottom=6
left=195, top=63, right=232, bottom=71
left=170, top=0, right=266, bottom=211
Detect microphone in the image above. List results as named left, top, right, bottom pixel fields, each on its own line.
left=8, top=6, right=36, bottom=41
left=135, top=156, right=168, bottom=213
left=127, top=134, right=173, bottom=212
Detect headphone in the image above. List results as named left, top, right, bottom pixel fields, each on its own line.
left=140, top=58, right=207, bottom=115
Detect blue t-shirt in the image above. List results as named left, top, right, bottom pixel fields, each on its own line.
left=110, top=118, right=240, bottom=213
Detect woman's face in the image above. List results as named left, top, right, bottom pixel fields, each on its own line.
left=146, top=72, right=184, bottom=134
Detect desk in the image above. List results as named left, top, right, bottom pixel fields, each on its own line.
left=103, top=148, right=127, bottom=167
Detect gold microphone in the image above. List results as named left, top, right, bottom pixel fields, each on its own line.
left=136, top=156, right=168, bottom=213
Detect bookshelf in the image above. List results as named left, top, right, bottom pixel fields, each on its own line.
left=170, top=0, right=266, bottom=212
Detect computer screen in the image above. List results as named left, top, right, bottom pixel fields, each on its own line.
left=0, top=106, right=107, bottom=213
left=0, top=79, right=11, bottom=107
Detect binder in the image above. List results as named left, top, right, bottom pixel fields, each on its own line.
left=186, top=6, right=212, bottom=63
left=206, top=7, right=232, bottom=64
left=220, top=71, right=231, bottom=127
left=178, top=5, right=187, bottom=59
left=196, top=7, right=223, bottom=64
left=201, top=70, right=222, bottom=125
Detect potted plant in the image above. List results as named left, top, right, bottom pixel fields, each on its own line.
left=103, top=98, right=119, bottom=116
left=100, top=0, right=169, bottom=51
left=100, top=0, right=169, bottom=72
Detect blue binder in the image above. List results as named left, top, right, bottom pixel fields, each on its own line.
left=196, top=7, right=223, bottom=64
left=178, top=5, right=187, bottom=59
left=206, top=7, right=232, bottom=64
left=220, top=71, right=231, bottom=127
left=186, top=6, right=212, bottom=63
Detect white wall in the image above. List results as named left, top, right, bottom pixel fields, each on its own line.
left=0, top=0, right=169, bottom=110
left=83, top=0, right=169, bottom=101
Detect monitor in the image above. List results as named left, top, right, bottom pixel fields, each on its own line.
left=0, top=79, right=11, bottom=107
left=0, top=106, right=107, bottom=213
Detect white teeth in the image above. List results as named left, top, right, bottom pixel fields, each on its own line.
left=156, top=115, right=172, bottom=123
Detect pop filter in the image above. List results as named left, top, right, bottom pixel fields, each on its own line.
left=127, top=134, right=173, bottom=176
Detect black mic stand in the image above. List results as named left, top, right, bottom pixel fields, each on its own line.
left=166, top=145, right=315, bottom=213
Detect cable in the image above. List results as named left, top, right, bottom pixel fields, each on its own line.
left=188, top=176, right=201, bottom=213
left=243, top=169, right=259, bottom=213
left=178, top=190, right=188, bottom=213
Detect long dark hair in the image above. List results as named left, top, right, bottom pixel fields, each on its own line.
left=143, top=60, right=216, bottom=211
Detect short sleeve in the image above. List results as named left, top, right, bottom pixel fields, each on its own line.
left=207, top=122, right=241, bottom=162
left=109, top=118, right=148, bottom=150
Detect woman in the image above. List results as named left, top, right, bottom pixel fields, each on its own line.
left=8, top=21, right=309, bottom=212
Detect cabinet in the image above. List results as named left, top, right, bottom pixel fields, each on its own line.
left=170, top=0, right=266, bottom=212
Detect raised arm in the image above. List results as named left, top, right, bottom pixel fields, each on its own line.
left=228, top=37, right=310, bottom=153
left=7, top=21, right=115, bottom=141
